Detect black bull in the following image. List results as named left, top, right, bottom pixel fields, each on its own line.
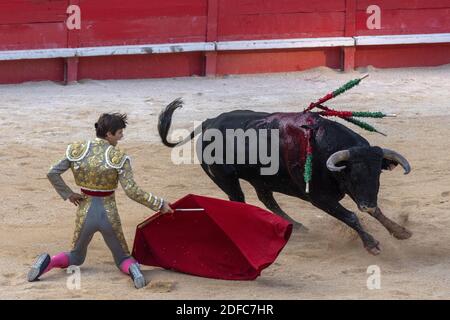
left=158, top=99, right=413, bottom=255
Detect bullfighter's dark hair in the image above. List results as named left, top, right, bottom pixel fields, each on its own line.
left=95, top=113, right=128, bottom=138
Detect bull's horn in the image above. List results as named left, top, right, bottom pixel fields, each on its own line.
left=382, top=149, right=411, bottom=174
left=326, top=150, right=350, bottom=172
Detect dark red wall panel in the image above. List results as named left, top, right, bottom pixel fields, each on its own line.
left=355, top=44, right=450, bottom=68
left=78, top=0, right=208, bottom=47
left=218, top=0, right=346, bottom=40
left=77, top=52, right=204, bottom=80
left=219, top=0, right=345, bottom=15
left=356, top=0, right=450, bottom=11
left=0, top=58, right=64, bottom=84
left=80, top=0, right=207, bottom=19
left=218, top=12, right=345, bottom=40
left=216, top=48, right=341, bottom=75
left=0, top=22, right=67, bottom=50
left=78, top=16, right=207, bottom=47
left=356, top=8, right=450, bottom=35
left=0, top=0, right=68, bottom=25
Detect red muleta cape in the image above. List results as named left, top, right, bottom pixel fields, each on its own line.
left=132, top=194, right=293, bottom=280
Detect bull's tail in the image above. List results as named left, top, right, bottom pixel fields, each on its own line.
left=158, top=98, right=202, bottom=148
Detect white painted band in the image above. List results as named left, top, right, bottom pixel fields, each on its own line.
left=0, top=33, right=448, bottom=61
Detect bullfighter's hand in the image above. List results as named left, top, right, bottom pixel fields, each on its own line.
left=69, top=193, right=84, bottom=206
left=160, top=201, right=174, bottom=214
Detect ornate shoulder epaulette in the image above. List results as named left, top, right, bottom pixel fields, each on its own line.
left=105, top=145, right=129, bottom=169
left=66, top=141, right=91, bottom=162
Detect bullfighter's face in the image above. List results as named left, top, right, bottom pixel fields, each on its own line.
left=106, top=128, right=124, bottom=146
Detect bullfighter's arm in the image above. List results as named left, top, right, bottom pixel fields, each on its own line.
left=47, top=157, right=75, bottom=200
left=118, top=159, right=164, bottom=211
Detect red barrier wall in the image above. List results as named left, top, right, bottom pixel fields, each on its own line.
left=217, top=0, right=346, bottom=40
left=77, top=0, right=208, bottom=47
left=0, top=0, right=449, bottom=84
left=356, top=0, right=450, bottom=35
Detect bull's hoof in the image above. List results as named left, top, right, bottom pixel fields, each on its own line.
left=392, top=228, right=412, bottom=240
left=365, top=241, right=381, bottom=256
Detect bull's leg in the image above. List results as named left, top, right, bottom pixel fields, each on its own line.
left=201, top=164, right=245, bottom=202
left=368, top=207, right=412, bottom=240
left=312, top=199, right=381, bottom=255
left=253, top=186, right=308, bottom=231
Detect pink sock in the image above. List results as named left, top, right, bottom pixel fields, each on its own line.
left=120, top=258, right=137, bottom=275
left=43, top=252, right=70, bottom=274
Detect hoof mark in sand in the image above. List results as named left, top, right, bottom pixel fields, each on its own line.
left=147, top=280, right=177, bottom=293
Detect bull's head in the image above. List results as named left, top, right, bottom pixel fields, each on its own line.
left=326, top=146, right=411, bottom=213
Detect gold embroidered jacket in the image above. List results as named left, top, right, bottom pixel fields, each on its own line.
left=47, top=138, right=164, bottom=211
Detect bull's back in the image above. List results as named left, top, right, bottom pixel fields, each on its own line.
left=203, top=110, right=271, bottom=131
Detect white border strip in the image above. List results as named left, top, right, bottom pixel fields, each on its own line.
left=78, top=42, right=215, bottom=56
left=355, top=33, right=450, bottom=46
left=216, top=37, right=354, bottom=51
left=0, top=42, right=215, bottom=61
left=0, top=33, right=449, bottom=61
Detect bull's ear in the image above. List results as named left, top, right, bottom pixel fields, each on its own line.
left=382, top=159, right=398, bottom=171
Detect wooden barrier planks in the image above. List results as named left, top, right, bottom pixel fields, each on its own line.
left=0, top=58, right=64, bottom=84
left=216, top=48, right=341, bottom=75
left=0, top=22, right=67, bottom=50
left=0, top=0, right=67, bottom=25
left=0, top=0, right=449, bottom=83
left=355, top=43, right=450, bottom=68
left=77, top=52, right=205, bottom=80
left=356, top=1, right=450, bottom=35
left=217, top=0, right=346, bottom=40
left=0, top=0, right=68, bottom=50
left=77, top=16, right=208, bottom=47
left=77, top=0, right=208, bottom=47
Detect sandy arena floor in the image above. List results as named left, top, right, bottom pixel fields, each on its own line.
left=0, top=65, right=449, bottom=299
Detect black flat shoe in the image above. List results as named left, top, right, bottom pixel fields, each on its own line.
left=129, top=263, right=146, bottom=289
left=27, top=253, right=51, bottom=282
